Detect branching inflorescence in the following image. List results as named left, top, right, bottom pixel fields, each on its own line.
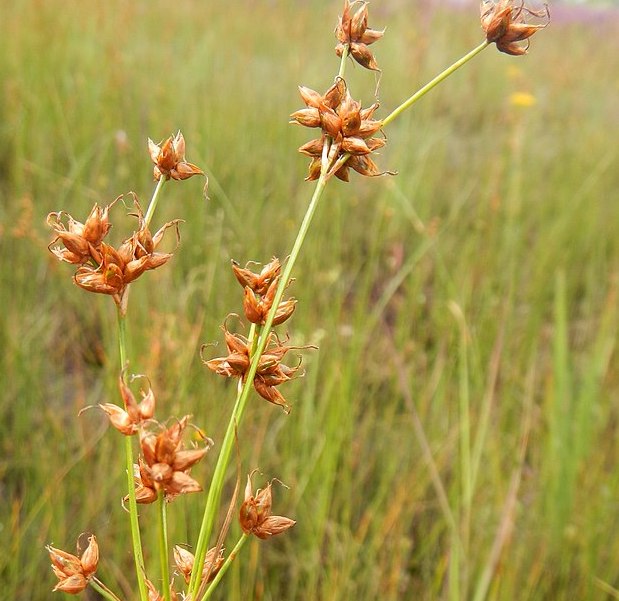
left=45, top=2, right=547, bottom=600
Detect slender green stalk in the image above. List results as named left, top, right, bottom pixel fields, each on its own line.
left=157, top=491, right=171, bottom=601
left=381, top=41, right=489, bottom=127
left=189, top=173, right=330, bottom=598
left=117, top=310, right=128, bottom=368
left=117, top=154, right=168, bottom=601
left=143, top=176, right=166, bottom=229
left=190, top=49, right=351, bottom=598
left=200, top=534, right=249, bottom=601
left=90, top=577, right=124, bottom=601
left=117, top=310, right=149, bottom=601
left=187, top=323, right=258, bottom=594
left=337, top=44, right=349, bottom=79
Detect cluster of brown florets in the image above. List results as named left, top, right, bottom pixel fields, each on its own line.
left=335, top=0, right=384, bottom=71
left=47, top=130, right=202, bottom=312
left=232, top=257, right=297, bottom=326
left=203, top=258, right=304, bottom=414
left=148, top=131, right=204, bottom=182
left=133, top=415, right=212, bottom=504
left=291, top=0, right=390, bottom=182
left=174, top=545, right=225, bottom=586
left=47, top=536, right=99, bottom=594
left=47, top=196, right=180, bottom=312
left=99, top=372, right=212, bottom=504
left=291, top=79, right=388, bottom=182
left=481, top=0, right=549, bottom=55
left=239, top=472, right=296, bottom=540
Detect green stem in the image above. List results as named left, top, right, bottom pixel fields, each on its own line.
left=337, top=44, right=349, bottom=80
left=117, top=310, right=128, bottom=367
left=117, top=310, right=149, bottom=601
left=200, top=534, right=249, bottom=601
left=157, top=491, right=171, bottom=601
left=381, top=40, right=489, bottom=127
left=189, top=171, right=330, bottom=598
left=143, top=176, right=166, bottom=229
left=188, top=323, right=257, bottom=594
left=90, top=577, right=124, bottom=601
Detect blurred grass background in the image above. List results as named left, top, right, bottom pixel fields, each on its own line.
left=1, top=0, right=619, bottom=599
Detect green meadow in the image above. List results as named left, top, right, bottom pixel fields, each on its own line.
left=1, top=1, right=619, bottom=599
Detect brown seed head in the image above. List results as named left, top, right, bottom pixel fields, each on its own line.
left=481, top=0, right=549, bottom=55
left=148, top=131, right=203, bottom=181
left=231, top=257, right=281, bottom=295
left=335, top=0, right=384, bottom=70
left=239, top=472, right=296, bottom=539
left=49, top=195, right=180, bottom=312
left=173, top=545, right=224, bottom=585
left=291, top=80, right=389, bottom=182
left=131, top=416, right=211, bottom=503
left=47, top=197, right=120, bottom=265
left=204, top=326, right=304, bottom=412
left=100, top=371, right=156, bottom=436
left=47, top=535, right=99, bottom=594
left=242, top=276, right=297, bottom=327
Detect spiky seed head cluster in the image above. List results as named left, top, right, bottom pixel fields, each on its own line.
left=232, top=257, right=297, bottom=326
left=98, top=370, right=156, bottom=436
left=481, top=0, right=549, bottom=55
left=148, top=131, right=203, bottom=181
left=291, top=79, right=388, bottom=181
left=47, top=535, right=99, bottom=594
left=239, top=472, right=296, bottom=539
left=204, top=323, right=302, bottom=414
left=131, top=416, right=212, bottom=504
left=173, top=545, right=225, bottom=585
left=335, top=0, right=384, bottom=71
left=47, top=195, right=180, bottom=311
left=203, top=258, right=304, bottom=413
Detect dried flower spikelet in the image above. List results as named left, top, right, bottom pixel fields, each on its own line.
left=239, top=473, right=296, bottom=540
left=47, top=197, right=120, bottom=265
left=73, top=198, right=180, bottom=311
left=335, top=0, right=384, bottom=71
left=291, top=80, right=390, bottom=182
left=481, top=0, right=549, bottom=55
left=47, top=535, right=99, bottom=594
left=174, top=545, right=225, bottom=584
left=145, top=578, right=179, bottom=601
left=231, top=257, right=281, bottom=295
left=203, top=325, right=304, bottom=413
left=243, top=277, right=297, bottom=327
left=99, top=370, right=156, bottom=435
left=130, top=416, right=211, bottom=503
left=148, top=131, right=203, bottom=181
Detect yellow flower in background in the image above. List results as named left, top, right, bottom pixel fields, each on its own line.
left=509, top=91, right=537, bottom=108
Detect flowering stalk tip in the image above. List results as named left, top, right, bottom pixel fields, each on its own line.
left=47, top=535, right=99, bottom=594
left=335, top=0, right=384, bottom=71
left=239, top=472, right=296, bottom=540
left=480, top=0, right=549, bottom=56
left=148, top=131, right=204, bottom=181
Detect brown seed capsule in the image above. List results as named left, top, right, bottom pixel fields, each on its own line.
left=131, top=416, right=211, bottom=503
left=173, top=545, right=224, bottom=585
left=148, top=131, right=204, bottom=182
left=335, top=0, right=384, bottom=71
left=47, top=535, right=99, bottom=594
left=480, top=0, right=549, bottom=55
left=291, top=79, right=389, bottom=182
left=239, top=472, right=296, bottom=539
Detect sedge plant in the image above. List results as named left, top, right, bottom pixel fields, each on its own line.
left=44, top=1, right=549, bottom=600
